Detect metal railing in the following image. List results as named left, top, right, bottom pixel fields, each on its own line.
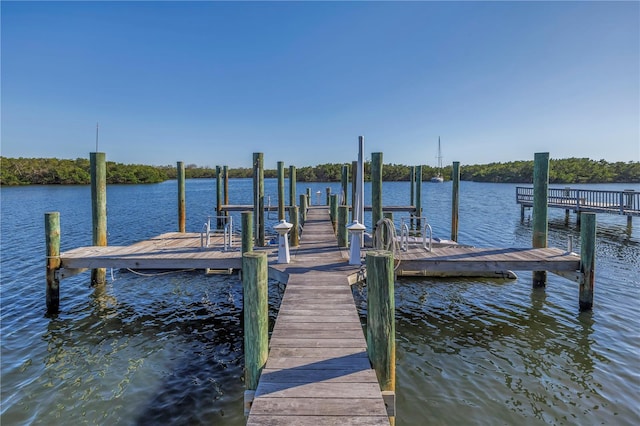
left=516, top=187, right=639, bottom=216
left=400, top=216, right=433, bottom=252
left=201, top=215, right=234, bottom=251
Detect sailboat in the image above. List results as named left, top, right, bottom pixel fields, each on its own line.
left=430, top=136, right=444, bottom=183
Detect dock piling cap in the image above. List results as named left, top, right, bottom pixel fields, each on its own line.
left=274, top=219, right=293, bottom=235
left=347, top=220, right=366, bottom=232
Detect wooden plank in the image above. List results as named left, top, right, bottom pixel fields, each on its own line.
left=265, top=351, right=371, bottom=366
left=247, top=415, right=389, bottom=426
left=269, top=338, right=367, bottom=349
left=249, top=397, right=387, bottom=416
left=255, top=382, right=383, bottom=399
left=258, top=368, right=378, bottom=384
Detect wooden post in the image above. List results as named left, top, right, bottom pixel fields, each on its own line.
left=341, top=164, right=349, bottom=205
left=300, top=194, right=308, bottom=224
left=289, top=205, right=299, bottom=247
left=410, top=166, right=415, bottom=230
left=306, top=188, right=311, bottom=206
left=371, top=152, right=383, bottom=233
left=253, top=153, right=265, bottom=246
left=415, top=165, right=423, bottom=231
left=338, top=205, right=348, bottom=247
left=223, top=165, right=229, bottom=221
left=242, top=211, right=253, bottom=254
left=366, top=250, right=396, bottom=424
left=90, top=152, right=107, bottom=285
left=177, top=161, right=186, bottom=233
left=579, top=213, right=596, bottom=311
left=243, top=251, right=268, bottom=413
left=325, top=187, right=331, bottom=206
left=277, top=161, right=285, bottom=221
left=45, top=212, right=61, bottom=314
left=330, top=194, right=338, bottom=233
left=352, top=160, right=358, bottom=221
left=451, top=161, right=460, bottom=242
left=289, top=165, right=296, bottom=207
left=532, top=152, right=549, bottom=287
left=216, top=165, right=223, bottom=229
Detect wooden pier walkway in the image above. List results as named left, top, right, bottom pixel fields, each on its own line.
left=248, top=206, right=390, bottom=425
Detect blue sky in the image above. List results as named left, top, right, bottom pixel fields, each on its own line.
left=2, top=1, right=638, bottom=168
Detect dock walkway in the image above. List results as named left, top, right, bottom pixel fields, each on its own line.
left=248, top=206, right=390, bottom=425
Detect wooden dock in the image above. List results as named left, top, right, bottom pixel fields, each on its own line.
left=247, top=206, right=390, bottom=425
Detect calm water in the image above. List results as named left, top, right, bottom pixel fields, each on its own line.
left=1, top=179, right=639, bottom=425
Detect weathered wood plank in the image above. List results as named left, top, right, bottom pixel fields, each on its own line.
left=246, top=415, right=389, bottom=426
left=249, top=397, right=387, bottom=416
left=258, top=368, right=378, bottom=384
left=255, top=382, right=383, bottom=398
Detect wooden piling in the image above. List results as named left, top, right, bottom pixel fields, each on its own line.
left=300, top=194, right=308, bottom=224
left=289, top=165, right=296, bottom=207
left=223, top=165, right=229, bottom=221
left=177, top=161, right=186, bottom=233
left=243, top=251, right=268, bottom=406
left=579, top=213, right=596, bottom=311
left=410, top=166, right=415, bottom=230
left=415, top=165, right=423, bottom=231
left=330, top=194, right=338, bottom=233
left=45, top=212, right=61, bottom=314
left=289, top=205, right=299, bottom=247
left=277, top=161, right=285, bottom=221
left=306, top=188, right=311, bottom=205
left=242, top=211, right=253, bottom=254
left=372, top=152, right=383, bottom=233
left=253, top=153, right=265, bottom=246
left=532, top=152, right=549, bottom=287
left=352, top=160, right=358, bottom=221
left=366, top=250, right=396, bottom=424
left=451, top=161, right=460, bottom=242
left=216, top=165, right=223, bottom=229
left=338, top=205, right=348, bottom=247
left=90, top=152, right=107, bottom=285
left=325, top=187, right=331, bottom=206
left=341, top=164, right=349, bottom=205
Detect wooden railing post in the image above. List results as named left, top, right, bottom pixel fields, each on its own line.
left=253, top=153, right=265, bottom=246
left=177, top=161, right=186, bottom=233
left=579, top=213, right=596, bottom=311
left=216, top=165, right=223, bottom=229
left=341, top=164, right=349, bottom=205
left=90, top=152, right=107, bottom=285
left=242, top=251, right=268, bottom=415
left=532, top=152, right=549, bottom=287
left=410, top=166, right=415, bottom=230
left=366, top=250, right=396, bottom=424
left=451, top=161, right=460, bottom=242
left=45, top=212, right=61, bottom=314
left=415, top=165, right=423, bottom=231
left=330, top=194, right=338, bottom=233
left=300, top=194, right=308, bottom=225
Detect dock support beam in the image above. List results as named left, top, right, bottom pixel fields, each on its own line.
left=532, top=152, right=549, bottom=287
left=242, top=211, right=253, bottom=254
left=372, top=152, right=383, bottom=233
left=242, top=251, right=268, bottom=415
left=45, top=212, right=61, bottom=314
left=253, top=153, right=265, bottom=247
left=451, top=161, right=460, bottom=242
left=579, top=213, right=596, bottom=311
left=338, top=205, right=348, bottom=247
left=177, top=161, right=186, bottom=233
left=289, top=165, right=296, bottom=207
left=415, top=165, right=423, bottom=231
left=90, top=152, right=107, bottom=285
left=277, top=161, right=285, bottom=221
left=366, top=250, right=396, bottom=425
left=289, top=205, right=299, bottom=247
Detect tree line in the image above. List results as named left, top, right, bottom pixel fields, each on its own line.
left=1, top=156, right=638, bottom=185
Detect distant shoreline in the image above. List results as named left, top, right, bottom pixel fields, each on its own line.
left=1, top=156, right=638, bottom=186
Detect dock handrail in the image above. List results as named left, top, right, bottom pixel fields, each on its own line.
left=400, top=216, right=433, bottom=252
left=516, top=187, right=640, bottom=216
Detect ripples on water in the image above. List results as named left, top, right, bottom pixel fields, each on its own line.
left=2, top=180, right=639, bottom=425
